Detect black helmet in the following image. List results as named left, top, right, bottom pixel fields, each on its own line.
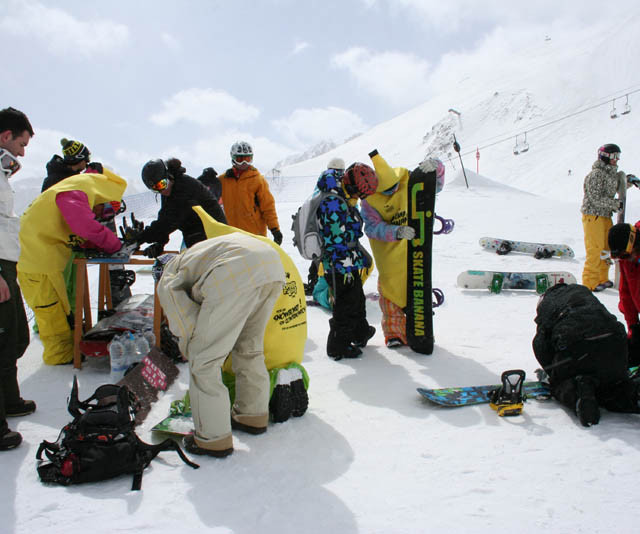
left=598, top=143, right=621, bottom=164
left=141, top=159, right=169, bottom=190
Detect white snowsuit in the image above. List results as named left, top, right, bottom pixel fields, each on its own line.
left=157, top=233, right=285, bottom=444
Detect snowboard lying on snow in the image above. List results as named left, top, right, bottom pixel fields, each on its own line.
left=457, top=270, right=577, bottom=294
left=417, top=381, right=551, bottom=407
left=479, top=237, right=575, bottom=258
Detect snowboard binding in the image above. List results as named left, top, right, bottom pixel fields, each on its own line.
left=489, top=370, right=526, bottom=416
left=495, top=241, right=513, bottom=255
left=534, top=246, right=554, bottom=260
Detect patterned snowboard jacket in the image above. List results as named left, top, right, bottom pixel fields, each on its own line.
left=316, top=169, right=370, bottom=276
left=580, top=159, right=626, bottom=218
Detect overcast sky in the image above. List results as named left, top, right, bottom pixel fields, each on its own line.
left=2, top=0, right=635, bottom=187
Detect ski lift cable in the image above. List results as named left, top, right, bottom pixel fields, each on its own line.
left=453, top=86, right=640, bottom=158
left=471, top=83, right=640, bottom=146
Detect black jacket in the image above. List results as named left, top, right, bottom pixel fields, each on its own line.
left=41, top=155, right=76, bottom=192
left=197, top=168, right=222, bottom=200
left=139, top=174, right=227, bottom=248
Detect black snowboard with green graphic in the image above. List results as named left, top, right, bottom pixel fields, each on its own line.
left=406, top=166, right=436, bottom=354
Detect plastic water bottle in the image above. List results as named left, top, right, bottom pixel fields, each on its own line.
left=134, top=333, right=150, bottom=362
left=142, top=329, right=156, bottom=349
left=108, top=336, right=128, bottom=383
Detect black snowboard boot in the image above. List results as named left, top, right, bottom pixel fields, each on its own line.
left=575, top=375, right=600, bottom=427
left=327, top=329, right=362, bottom=361
left=0, top=427, right=22, bottom=450
left=353, top=325, right=376, bottom=348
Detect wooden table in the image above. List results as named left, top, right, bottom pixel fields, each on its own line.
left=72, top=256, right=162, bottom=369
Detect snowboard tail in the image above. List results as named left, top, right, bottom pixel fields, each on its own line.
left=406, top=167, right=436, bottom=354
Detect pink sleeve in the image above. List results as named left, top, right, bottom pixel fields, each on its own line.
left=55, top=191, right=122, bottom=253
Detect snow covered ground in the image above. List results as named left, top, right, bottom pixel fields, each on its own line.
left=5, top=166, right=640, bottom=534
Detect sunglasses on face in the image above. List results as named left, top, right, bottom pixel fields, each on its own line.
left=151, top=178, right=169, bottom=192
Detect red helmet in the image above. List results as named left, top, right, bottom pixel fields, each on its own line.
left=343, top=162, right=378, bottom=198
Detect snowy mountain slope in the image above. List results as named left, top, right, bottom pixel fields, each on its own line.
left=5, top=169, right=640, bottom=533
left=281, top=14, right=640, bottom=203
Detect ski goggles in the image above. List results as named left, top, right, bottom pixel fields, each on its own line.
left=151, top=178, right=169, bottom=192
left=0, top=149, right=21, bottom=177
left=233, top=154, right=253, bottom=163
left=102, top=200, right=126, bottom=219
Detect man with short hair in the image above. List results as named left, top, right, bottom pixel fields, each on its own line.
left=0, top=107, right=36, bottom=450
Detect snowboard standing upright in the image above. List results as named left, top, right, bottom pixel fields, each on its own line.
left=406, top=166, right=437, bottom=354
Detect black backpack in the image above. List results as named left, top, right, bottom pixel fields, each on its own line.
left=36, top=377, right=198, bottom=490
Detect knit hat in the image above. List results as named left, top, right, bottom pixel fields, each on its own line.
left=608, top=223, right=635, bottom=258
left=327, top=157, right=345, bottom=171
left=61, top=138, right=91, bottom=164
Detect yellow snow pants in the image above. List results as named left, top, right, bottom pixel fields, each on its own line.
left=582, top=214, right=613, bottom=290
left=17, top=271, right=73, bottom=365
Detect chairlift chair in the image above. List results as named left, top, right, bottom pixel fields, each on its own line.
left=513, top=135, right=520, bottom=156
left=622, top=94, right=631, bottom=115
left=519, top=132, right=530, bottom=153
left=610, top=99, right=618, bottom=119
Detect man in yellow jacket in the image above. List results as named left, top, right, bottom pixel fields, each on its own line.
left=18, top=170, right=127, bottom=365
left=219, top=141, right=282, bottom=245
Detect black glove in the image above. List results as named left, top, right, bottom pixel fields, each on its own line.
left=119, top=213, right=145, bottom=244
left=86, top=162, right=103, bottom=174
left=143, top=242, right=164, bottom=258
left=270, top=227, right=283, bottom=245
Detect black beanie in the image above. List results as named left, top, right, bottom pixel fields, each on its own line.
left=608, top=223, right=633, bottom=257
left=61, top=138, right=90, bottom=164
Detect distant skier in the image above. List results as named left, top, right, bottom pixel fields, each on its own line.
left=580, top=143, right=632, bottom=291
left=219, top=141, right=282, bottom=245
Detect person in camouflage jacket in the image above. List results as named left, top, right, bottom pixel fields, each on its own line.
left=580, top=144, right=628, bottom=291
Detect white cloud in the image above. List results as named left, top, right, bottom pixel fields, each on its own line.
left=0, top=0, right=129, bottom=57
left=291, top=41, right=310, bottom=56
left=364, top=0, right=638, bottom=33
left=331, top=47, right=431, bottom=109
left=190, top=132, right=294, bottom=173
left=150, top=88, right=260, bottom=127
left=161, top=32, right=182, bottom=52
left=272, top=106, right=368, bottom=148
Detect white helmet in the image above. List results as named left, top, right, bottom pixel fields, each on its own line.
left=231, top=141, right=253, bottom=157
left=327, top=157, right=345, bottom=171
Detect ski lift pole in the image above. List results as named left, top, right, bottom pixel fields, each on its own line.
left=453, top=134, right=469, bottom=188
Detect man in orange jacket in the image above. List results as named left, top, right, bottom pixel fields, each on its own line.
left=219, top=141, right=282, bottom=245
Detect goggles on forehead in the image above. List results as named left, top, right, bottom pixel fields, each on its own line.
left=0, top=149, right=21, bottom=177
left=151, top=178, right=169, bottom=192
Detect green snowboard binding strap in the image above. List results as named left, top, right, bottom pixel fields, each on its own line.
left=535, top=273, right=550, bottom=294
left=490, top=272, right=504, bottom=294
